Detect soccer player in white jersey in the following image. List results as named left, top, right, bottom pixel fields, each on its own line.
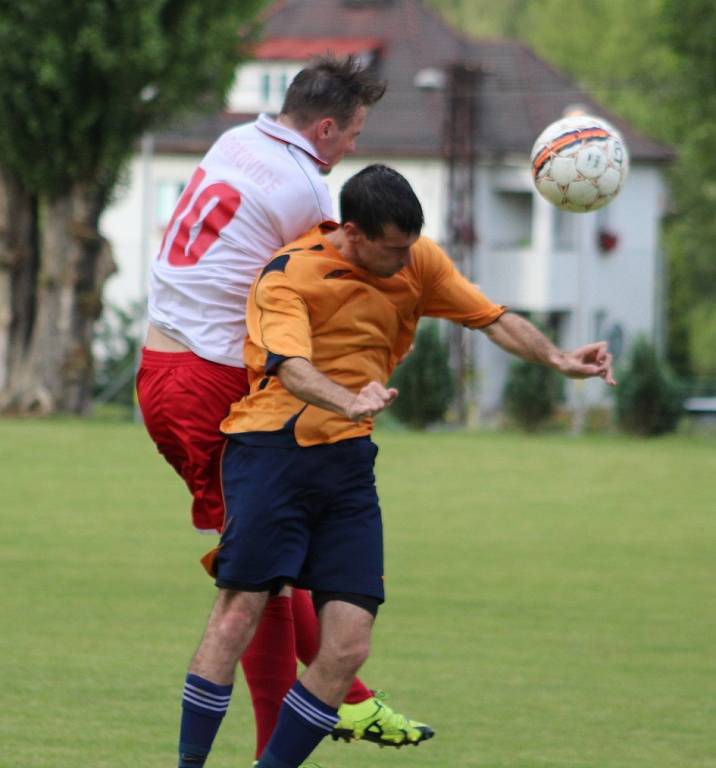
left=136, top=56, right=433, bottom=765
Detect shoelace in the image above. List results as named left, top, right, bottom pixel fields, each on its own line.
left=370, top=690, right=413, bottom=728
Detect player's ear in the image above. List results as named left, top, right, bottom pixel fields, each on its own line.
left=343, top=221, right=363, bottom=242
left=316, top=117, right=337, bottom=138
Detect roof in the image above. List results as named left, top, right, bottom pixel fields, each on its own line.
left=255, top=36, right=382, bottom=60
left=154, top=112, right=256, bottom=154
left=155, top=0, right=673, bottom=163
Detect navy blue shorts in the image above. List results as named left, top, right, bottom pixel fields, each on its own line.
left=216, top=436, right=384, bottom=603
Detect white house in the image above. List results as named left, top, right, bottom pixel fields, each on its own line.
left=100, top=0, right=673, bottom=418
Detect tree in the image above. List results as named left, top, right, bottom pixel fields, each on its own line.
left=429, top=0, right=676, bottom=135
left=503, top=359, right=563, bottom=432
left=93, top=301, right=145, bottom=409
left=687, top=304, right=716, bottom=381
left=614, top=336, right=683, bottom=436
left=0, top=0, right=266, bottom=414
left=389, top=321, right=454, bottom=428
left=428, top=0, right=530, bottom=37
left=660, top=0, right=716, bottom=380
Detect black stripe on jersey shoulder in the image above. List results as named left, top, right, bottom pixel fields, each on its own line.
left=265, top=351, right=290, bottom=376
left=323, top=269, right=353, bottom=279
left=260, top=253, right=290, bottom=279
left=308, top=243, right=325, bottom=251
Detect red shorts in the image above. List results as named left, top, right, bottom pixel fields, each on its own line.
left=136, top=348, right=249, bottom=532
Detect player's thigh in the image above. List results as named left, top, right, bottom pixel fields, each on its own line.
left=137, top=357, right=246, bottom=477
left=216, top=441, right=312, bottom=590
left=306, top=438, right=384, bottom=603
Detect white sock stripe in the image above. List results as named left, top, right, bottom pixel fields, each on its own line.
left=285, top=690, right=338, bottom=726
left=183, top=691, right=230, bottom=714
left=284, top=696, right=334, bottom=732
left=284, top=690, right=338, bottom=731
left=184, top=682, right=232, bottom=705
left=285, top=689, right=338, bottom=723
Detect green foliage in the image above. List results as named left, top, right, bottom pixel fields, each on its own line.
left=687, top=303, right=716, bottom=378
left=389, top=320, right=453, bottom=428
left=660, top=0, right=716, bottom=377
left=93, top=301, right=143, bottom=409
left=615, top=336, right=683, bottom=436
left=0, top=0, right=267, bottom=197
left=503, top=359, right=563, bottom=432
left=516, top=0, right=676, bottom=135
left=430, top=0, right=677, bottom=137
left=501, top=314, right=563, bottom=432
left=428, top=0, right=530, bottom=37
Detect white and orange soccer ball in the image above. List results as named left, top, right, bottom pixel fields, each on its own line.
left=530, top=114, right=629, bottom=213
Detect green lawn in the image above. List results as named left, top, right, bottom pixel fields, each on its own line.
left=1, top=419, right=714, bottom=768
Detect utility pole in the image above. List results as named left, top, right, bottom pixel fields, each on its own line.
left=443, top=62, right=479, bottom=425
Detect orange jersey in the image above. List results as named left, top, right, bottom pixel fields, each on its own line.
left=221, top=223, right=505, bottom=445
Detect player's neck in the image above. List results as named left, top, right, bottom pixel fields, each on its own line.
left=323, top=228, right=347, bottom=255
left=323, top=229, right=365, bottom=272
left=276, top=113, right=311, bottom=142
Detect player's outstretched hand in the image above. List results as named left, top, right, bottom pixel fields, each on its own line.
left=558, top=341, right=616, bottom=386
left=347, top=381, right=398, bottom=421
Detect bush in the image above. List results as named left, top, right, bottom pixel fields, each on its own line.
left=503, top=359, right=563, bottom=432
left=93, top=302, right=143, bottom=410
left=389, top=321, right=453, bottom=428
left=615, top=336, right=683, bottom=436
left=688, top=302, right=716, bottom=378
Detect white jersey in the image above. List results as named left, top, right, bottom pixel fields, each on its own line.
left=148, top=114, right=333, bottom=366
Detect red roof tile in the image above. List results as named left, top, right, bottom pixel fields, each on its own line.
left=255, top=36, right=382, bottom=60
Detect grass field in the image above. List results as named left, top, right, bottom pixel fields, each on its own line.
left=1, top=418, right=714, bottom=768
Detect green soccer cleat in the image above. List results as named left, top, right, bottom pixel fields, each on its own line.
left=332, top=690, right=435, bottom=748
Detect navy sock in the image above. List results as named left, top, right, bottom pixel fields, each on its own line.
left=256, top=681, right=339, bottom=768
left=178, top=673, right=233, bottom=767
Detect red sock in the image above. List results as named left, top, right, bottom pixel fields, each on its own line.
left=290, top=587, right=373, bottom=705
left=241, top=595, right=297, bottom=758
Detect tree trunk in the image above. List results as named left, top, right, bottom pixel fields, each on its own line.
left=1, top=182, right=116, bottom=415
left=0, top=170, right=38, bottom=403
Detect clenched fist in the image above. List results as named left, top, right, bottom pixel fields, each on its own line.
left=346, top=381, right=399, bottom=422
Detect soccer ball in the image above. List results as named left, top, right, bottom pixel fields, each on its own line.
left=530, top=115, right=629, bottom=213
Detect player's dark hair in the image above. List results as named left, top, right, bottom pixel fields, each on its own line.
left=340, top=164, right=424, bottom=239
left=280, top=55, right=386, bottom=128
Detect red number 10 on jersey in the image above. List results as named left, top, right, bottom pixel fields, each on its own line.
left=160, top=168, right=242, bottom=267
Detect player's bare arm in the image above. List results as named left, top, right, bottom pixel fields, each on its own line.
left=482, top=312, right=616, bottom=385
left=278, top=357, right=398, bottom=421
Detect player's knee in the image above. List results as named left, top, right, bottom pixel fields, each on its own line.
left=214, top=592, right=262, bottom=639
left=327, top=635, right=371, bottom=676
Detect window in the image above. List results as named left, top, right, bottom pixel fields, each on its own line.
left=594, top=310, right=625, bottom=361
left=260, top=72, right=272, bottom=104
left=554, top=208, right=576, bottom=251
left=278, top=72, right=289, bottom=100
left=255, top=66, right=301, bottom=110
left=594, top=309, right=608, bottom=340
left=156, top=180, right=185, bottom=228
left=492, top=190, right=532, bottom=249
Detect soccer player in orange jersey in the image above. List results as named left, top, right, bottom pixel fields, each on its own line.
left=176, top=165, right=616, bottom=768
